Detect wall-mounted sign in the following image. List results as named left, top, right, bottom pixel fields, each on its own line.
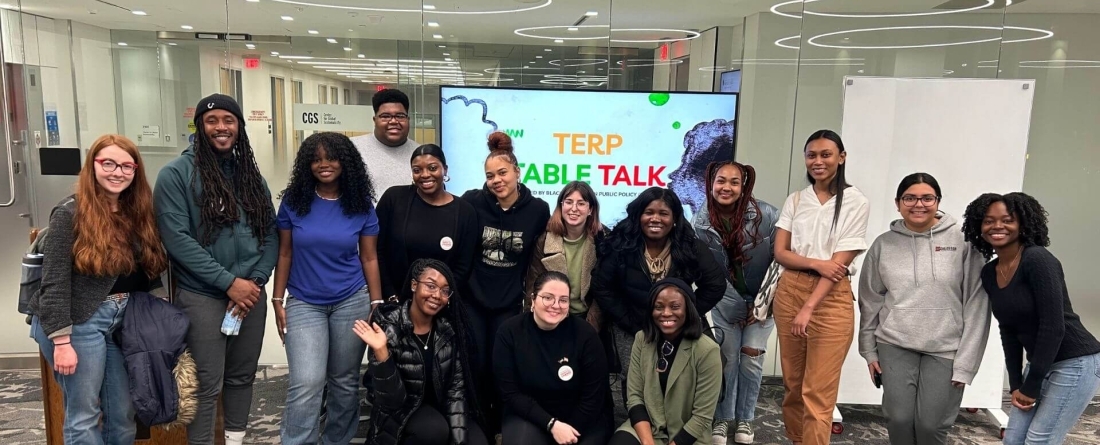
left=244, top=57, right=261, bottom=70
left=292, top=104, right=373, bottom=131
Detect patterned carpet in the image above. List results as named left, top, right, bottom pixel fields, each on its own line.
left=1, top=369, right=1098, bottom=444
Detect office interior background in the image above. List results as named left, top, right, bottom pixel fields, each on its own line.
left=0, top=0, right=1097, bottom=373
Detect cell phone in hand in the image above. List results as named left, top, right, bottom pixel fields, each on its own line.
left=873, top=371, right=883, bottom=388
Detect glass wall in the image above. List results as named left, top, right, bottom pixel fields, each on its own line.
left=2, top=0, right=1097, bottom=367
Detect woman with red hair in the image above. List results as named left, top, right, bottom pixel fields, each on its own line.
left=30, top=134, right=168, bottom=445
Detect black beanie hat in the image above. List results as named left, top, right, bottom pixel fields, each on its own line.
left=650, top=277, right=698, bottom=307
left=195, top=93, right=245, bottom=127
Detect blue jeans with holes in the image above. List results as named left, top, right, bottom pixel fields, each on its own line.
left=711, top=307, right=775, bottom=423
left=31, top=298, right=136, bottom=445
left=281, top=287, right=370, bottom=445
left=1003, top=352, right=1100, bottom=445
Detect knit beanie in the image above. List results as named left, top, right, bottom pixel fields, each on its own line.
left=194, top=94, right=245, bottom=127
left=650, top=277, right=698, bottom=307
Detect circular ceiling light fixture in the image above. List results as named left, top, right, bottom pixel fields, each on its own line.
left=272, top=0, right=552, bottom=14
left=548, top=58, right=608, bottom=67
left=774, top=25, right=1052, bottom=50
left=770, top=0, right=994, bottom=19
left=514, top=25, right=701, bottom=43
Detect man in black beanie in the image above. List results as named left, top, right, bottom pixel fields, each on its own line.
left=153, top=93, right=277, bottom=445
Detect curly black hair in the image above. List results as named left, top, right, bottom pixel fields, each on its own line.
left=962, top=192, right=1050, bottom=260
left=601, top=187, right=701, bottom=280
left=280, top=132, right=376, bottom=217
left=403, top=258, right=482, bottom=422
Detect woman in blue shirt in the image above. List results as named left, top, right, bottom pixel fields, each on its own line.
left=273, top=132, right=384, bottom=444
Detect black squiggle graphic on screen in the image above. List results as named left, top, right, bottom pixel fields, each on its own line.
left=442, top=95, right=499, bottom=132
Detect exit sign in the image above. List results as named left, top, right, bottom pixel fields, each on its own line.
left=243, top=57, right=261, bottom=70
left=375, top=85, right=386, bottom=92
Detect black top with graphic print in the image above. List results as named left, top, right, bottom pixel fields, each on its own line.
left=462, top=183, right=550, bottom=310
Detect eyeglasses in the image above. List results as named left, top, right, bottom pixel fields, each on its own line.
left=416, top=281, right=453, bottom=298
left=561, top=199, right=589, bottom=210
left=377, top=113, right=409, bottom=122
left=94, top=158, right=137, bottom=175
left=655, top=340, right=675, bottom=373
left=899, top=195, right=939, bottom=207
left=537, top=293, right=570, bottom=308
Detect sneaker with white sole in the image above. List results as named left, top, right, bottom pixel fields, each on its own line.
left=712, top=420, right=728, bottom=445
left=734, top=420, right=755, bottom=444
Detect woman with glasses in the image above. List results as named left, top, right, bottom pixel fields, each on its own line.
left=858, top=173, right=990, bottom=445
left=691, top=161, right=779, bottom=445
left=376, top=143, right=480, bottom=302
left=525, top=181, right=607, bottom=328
left=494, top=271, right=611, bottom=445
left=773, top=129, right=869, bottom=445
left=30, top=134, right=168, bottom=444
left=962, top=192, right=1100, bottom=445
left=356, top=259, right=488, bottom=445
left=608, top=278, right=722, bottom=445
left=273, top=132, right=384, bottom=444
left=462, top=131, right=551, bottom=431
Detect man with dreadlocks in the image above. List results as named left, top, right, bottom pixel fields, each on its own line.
left=154, top=93, right=278, bottom=445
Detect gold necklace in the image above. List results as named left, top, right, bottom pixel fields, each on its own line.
left=998, top=248, right=1022, bottom=282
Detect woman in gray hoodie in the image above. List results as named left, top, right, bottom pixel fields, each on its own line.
left=858, top=172, right=991, bottom=445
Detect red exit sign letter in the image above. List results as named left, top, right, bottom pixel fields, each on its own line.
left=244, top=57, right=261, bottom=70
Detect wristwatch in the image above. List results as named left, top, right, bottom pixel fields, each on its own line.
left=251, top=278, right=265, bottom=287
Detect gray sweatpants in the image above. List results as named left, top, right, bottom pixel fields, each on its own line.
left=879, top=343, right=965, bottom=445
left=175, top=288, right=267, bottom=444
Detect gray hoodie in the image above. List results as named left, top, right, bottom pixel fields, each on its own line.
left=857, top=212, right=990, bottom=384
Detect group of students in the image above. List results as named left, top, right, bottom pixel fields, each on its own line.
left=27, top=87, right=1100, bottom=445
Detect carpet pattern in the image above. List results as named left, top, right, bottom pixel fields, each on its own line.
left=1, top=369, right=1097, bottom=444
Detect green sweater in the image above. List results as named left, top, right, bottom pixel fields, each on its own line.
left=153, top=147, right=278, bottom=298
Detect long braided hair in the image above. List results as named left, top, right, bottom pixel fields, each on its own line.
left=704, top=161, right=763, bottom=275
left=191, top=117, right=274, bottom=246
left=403, top=259, right=482, bottom=422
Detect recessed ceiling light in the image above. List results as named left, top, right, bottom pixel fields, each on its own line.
left=554, top=39, right=563, bottom=43
left=181, top=25, right=193, bottom=30
left=433, top=34, right=443, bottom=39
left=442, top=52, right=450, bottom=56
left=528, top=61, right=535, bottom=64
left=132, top=10, right=147, bottom=16
left=357, top=54, right=365, bottom=58
left=568, top=27, right=578, bottom=32
left=427, top=22, right=439, bottom=27
left=344, top=47, right=353, bottom=51
left=246, top=0, right=259, bottom=2
left=585, top=11, right=598, bottom=16
left=423, top=4, right=436, bottom=10
left=535, top=55, right=543, bottom=59
left=246, top=44, right=255, bottom=49
left=327, top=38, right=338, bottom=43
left=168, top=42, right=177, bottom=46
left=117, top=42, right=128, bottom=46
left=445, top=58, right=453, bottom=61
left=438, top=45, right=446, bottom=48
left=544, top=48, right=552, bottom=52
left=281, top=16, right=294, bottom=21
left=271, top=51, right=279, bottom=55
left=308, top=30, right=319, bottom=34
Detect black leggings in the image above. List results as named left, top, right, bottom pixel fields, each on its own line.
left=401, top=404, right=489, bottom=445
left=607, top=431, right=642, bottom=445
left=501, top=414, right=610, bottom=445
left=466, top=304, right=520, bottom=432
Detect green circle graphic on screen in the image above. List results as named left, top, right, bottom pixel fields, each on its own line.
left=649, top=92, right=670, bottom=106
left=672, top=121, right=681, bottom=129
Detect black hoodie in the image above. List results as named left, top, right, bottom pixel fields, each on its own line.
left=461, top=183, right=551, bottom=310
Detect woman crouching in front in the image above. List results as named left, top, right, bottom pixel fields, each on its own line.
left=355, top=259, right=488, bottom=445
left=609, top=278, right=723, bottom=445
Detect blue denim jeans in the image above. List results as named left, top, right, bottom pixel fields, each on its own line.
left=281, top=287, right=370, bottom=445
left=711, top=307, right=775, bottom=423
left=31, top=298, right=136, bottom=445
left=1004, top=352, right=1100, bottom=445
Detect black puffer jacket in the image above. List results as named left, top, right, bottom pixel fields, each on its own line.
left=367, top=301, right=470, bottom=445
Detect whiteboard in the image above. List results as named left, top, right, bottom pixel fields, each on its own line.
left=837, top=77, right=1035, bottom=409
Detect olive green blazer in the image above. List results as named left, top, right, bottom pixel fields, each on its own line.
left=616, top=331, right=722, bottom=444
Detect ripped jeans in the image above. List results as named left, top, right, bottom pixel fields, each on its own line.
left=711, top=307, right=775, bottom=423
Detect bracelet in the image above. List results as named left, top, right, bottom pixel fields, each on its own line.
left=370, top=300, right=384, bottom=305
left=546, top=418, right=556, bottom=432
left=54, top=342, right=70, bottom=346
left=271, top=298, right=284, bottom=303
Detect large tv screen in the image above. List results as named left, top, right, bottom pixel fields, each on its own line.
left=440, top=86, right=738, bottom=224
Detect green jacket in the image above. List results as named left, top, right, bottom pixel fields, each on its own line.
left=617, top=331, right=722, bottom=445
left=153, top=146, right=278, bottom=298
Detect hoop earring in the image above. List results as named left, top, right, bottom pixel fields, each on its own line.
left=444, top=175, right=450, bottom=182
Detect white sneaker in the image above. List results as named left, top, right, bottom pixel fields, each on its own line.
left=734, top=420, right=755, bottom=444
left=225, top=430, right=245, bottom=445
left=712, top=420, right=728, bottom=445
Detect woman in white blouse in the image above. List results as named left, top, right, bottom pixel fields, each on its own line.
left=772, top=129, right=870, bottom=445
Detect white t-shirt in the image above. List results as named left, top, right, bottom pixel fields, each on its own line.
left=350, top=133, right=419, bottom=199
left=776, top=185, right=870, bottom=261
